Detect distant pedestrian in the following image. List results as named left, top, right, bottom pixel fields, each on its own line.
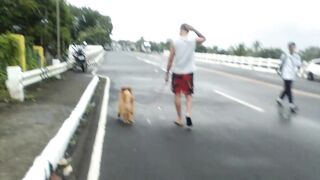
left=276, top=42, right=302, bottom=113
left=165, top=24, right=206, bottom=127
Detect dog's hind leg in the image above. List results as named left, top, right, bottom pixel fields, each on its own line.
left=118, top=92, right=123, bottom=119
left=123, top=112, right=130, bottom=124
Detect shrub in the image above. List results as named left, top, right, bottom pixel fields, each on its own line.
left=0, top=34, right=20, bottom=101
left=0, top=34, right=19, bottom=88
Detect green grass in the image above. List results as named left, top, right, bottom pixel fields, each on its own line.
left=0, top=88, right=10, bottom=103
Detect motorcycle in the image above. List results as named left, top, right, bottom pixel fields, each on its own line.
left=72, top=44, right=87, bottom=72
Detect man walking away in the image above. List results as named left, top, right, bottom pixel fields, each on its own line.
left=165, top=24, right=206, bottom=127
left=277, top=42, right=301, bottom=113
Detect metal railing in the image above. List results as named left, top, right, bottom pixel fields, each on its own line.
left=6, top=45, right=104, bottom=101
left=163, top=51, right=308, bottom=77
left=194, top=53, right=281, bottom=73
left=5, top=59, right=71, bottom=101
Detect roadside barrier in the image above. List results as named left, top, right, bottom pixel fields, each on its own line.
left=6, top=45, right=104, bottom=101
left=22, top=76, right=100, bottom=180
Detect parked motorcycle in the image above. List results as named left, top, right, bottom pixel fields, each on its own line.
left=72, top=44, right=87, bottom=72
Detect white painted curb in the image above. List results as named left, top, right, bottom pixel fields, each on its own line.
left=23, top=76, right=100, bottom=180
left=87, top=75, right=111, bottom=180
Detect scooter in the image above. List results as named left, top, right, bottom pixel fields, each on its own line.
left=72, top=44, right=87, bottom=72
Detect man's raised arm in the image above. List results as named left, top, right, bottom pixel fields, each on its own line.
left=187, top=25, right=206, bottom=44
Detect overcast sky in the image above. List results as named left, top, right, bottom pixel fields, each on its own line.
left=67, top=0, right=320, bottom=50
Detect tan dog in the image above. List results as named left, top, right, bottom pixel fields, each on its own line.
left=118, top=87, right=135, bottom=124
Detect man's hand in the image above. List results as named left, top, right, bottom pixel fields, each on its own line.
left=165, top=72, right=169, bottom=82
left=186, top=25, right=206, bottom=45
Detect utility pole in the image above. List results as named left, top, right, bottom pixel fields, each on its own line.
left=56, top=0, right=61, bottom=59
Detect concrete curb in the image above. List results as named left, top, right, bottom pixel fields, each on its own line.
left=87, top=75, right=111, bottom=180
left=22, top=76, right=100, bottom=180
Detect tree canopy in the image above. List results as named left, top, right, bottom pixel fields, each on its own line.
left=0, top=0, right=113, bottom=57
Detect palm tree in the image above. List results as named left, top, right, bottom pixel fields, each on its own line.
left=253, top=41, right=262, bottom=52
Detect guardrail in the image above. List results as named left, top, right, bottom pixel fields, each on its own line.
left=194, top=52, right=281, bottom=73
left=5, top=59, right=71, bottom=101
left=6, top=45, right=104, bottom=101
left=163, top=51, right=308, bottom=77
left=22, top=76, right=100, bottom=180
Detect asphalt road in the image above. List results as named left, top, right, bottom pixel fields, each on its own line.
left=95, top=52, right=320, bottom=180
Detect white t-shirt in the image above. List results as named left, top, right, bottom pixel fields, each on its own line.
left=172, top=36, right=196, bottom=74
left=280, top=52, right=302, bottom=80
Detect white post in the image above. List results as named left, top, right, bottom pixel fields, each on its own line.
left=5, top=66, right=24, bottom=101
left=52, top=59, right=62, bottom=79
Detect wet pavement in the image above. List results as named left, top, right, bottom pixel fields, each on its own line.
left=96, top=52, right=320, bottom=180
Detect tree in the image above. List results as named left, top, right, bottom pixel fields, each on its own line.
left=196, top=45, right=207, bottom=53
left=300, top=47, right=320, bottom=61
left=78, top=26, right=110, bottom=45
left=135, top=37, right=145, bottom=51
left=70, top=6, right=113, bottom=45
left=0, top=0, right=75, bottom=57
left=253, top=41, right=262, bottom=52
left=0, top=0, right=39, bottom=34
left=229, top=43, right=250, bottom=56
left=255, top=48, right=282, bottom=59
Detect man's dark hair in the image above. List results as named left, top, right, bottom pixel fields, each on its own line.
left=180, top=24, right=189, bottom=32
left=288, top=42, right=296, bottom=47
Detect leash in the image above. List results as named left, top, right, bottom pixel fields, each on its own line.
left=136, top=82, right=169, bottom=105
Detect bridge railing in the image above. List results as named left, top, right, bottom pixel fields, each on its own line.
left=6, top=45, right=104, bottom=101
left=194, top=52, right=281, bottom=73
left=163, top=51, right=308, bottom=77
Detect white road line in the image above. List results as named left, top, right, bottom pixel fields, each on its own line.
left=91, top=68, right=98, bottom=75
left=87, top=76, right=111, bottom=180
left=157, top=106, right=162, bottom=111
left=214, top=89, right=265, bottom=113
left=200, top=67, right=320, bottom=100
left=146, top=118, right=152, bottom=125
left=136, top=56, right=167, bottom=72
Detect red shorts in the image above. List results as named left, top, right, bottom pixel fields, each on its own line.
left=171, top=73, right=194, bottom=95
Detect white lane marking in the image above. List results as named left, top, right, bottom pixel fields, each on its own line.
left=157, top=106, right=162, bottom=111
left=87, top=76, right=111, bottom=180
left=136, top=56, right=159, bottom=66
left=200, top=67, right=320, bottom=100
left=154, top=69, right=159, bottom=73
left=91, top=68, right=98, bottom=75
left=146, top=118, right=152, bottom=125
left=136, top=56, right=167, bottom=72
left=214, top=89, right=265, bottom=113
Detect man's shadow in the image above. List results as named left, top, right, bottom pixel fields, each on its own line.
left=277, top=105, right=293, bottom=125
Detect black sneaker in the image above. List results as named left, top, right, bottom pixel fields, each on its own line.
left=290, top=107, right=298, bottom=114
left=289, top=104, right=298, bottom=114
left=276, top=98, right=283, bottom=107
left=186, top=116, right=193, bottom=127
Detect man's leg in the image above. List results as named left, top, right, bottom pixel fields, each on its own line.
left=287, top=80, right=293, bottom=103
left=186, top=95, right=192, bottom=117
left=286, top=80, right=297, bottom=113
left=280, top=80, right=287, bottom=99
left=277, top=80, right=287, bottom=105
left=174, top=93, right=183, bottom=124
left=185, top=94, right=193, bottom=126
